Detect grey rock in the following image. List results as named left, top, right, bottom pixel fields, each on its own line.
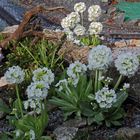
left=63, top=118, right=87, bottom=128
left=115, top=127, right=140, bottom=140
left=108, top=7, right=116, bottom=15
left=129, top=68, right=140, bottom=97
left=0, top=111, right=5, bottom=119
left=54, top=126, right=78, bottom=140
left=125, top=20, right=139, bottom=26
left=113, top=13, right=125, bottom=25
left=101, top=0, right=108, bottom=2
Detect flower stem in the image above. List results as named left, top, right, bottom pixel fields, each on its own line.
left=98, top=70, right=102, bottom=90
left=114, top=75, right=123, bottom=90
left=81, top=13, right=84, bottom=26
left=94, top=70, right=98, bottom=93
left=15, top=85, right=23, bottom=117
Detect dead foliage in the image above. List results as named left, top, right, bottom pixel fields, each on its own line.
left=0, top=6, right=68, bottom=48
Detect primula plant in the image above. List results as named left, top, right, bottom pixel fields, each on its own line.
left=61, top=2, right=102, bottom=46
left=50, top=45, right=140, bottom=127
left=2, top=66, right=54, bottom=140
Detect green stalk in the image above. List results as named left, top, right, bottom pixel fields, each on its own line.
left=81, top=13, right=84, bottom=26
left=15, top=85, right=23, bottom=117
left=114, top=75, right=123, bottom=90
left=98, top=70, right=102, bottom=90
left=94, top=70, right=98, bottom=93
left=20, top=43, right=39, bottom=66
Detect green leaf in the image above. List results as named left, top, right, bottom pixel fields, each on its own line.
left=105, top=120, right=111, bottom=127
left=15, top=115, right=36, bottom=132
left=116, top=2, right=140, bottom=21
left=111, top=108, right=125, bottom=120
left=40, top=136, right=52, bottom=140
left=80, top=102, right=95, bottom=117
left=77, top=75, right=88, bottom=98
left=113, top=92, right=128, bottom=108
left=111, top=121, right=121, bottom=126
left=94, top=112, right=104, bottom=123
left=49, top=97, right=77, bottom=110
left=87, top=117, right=95, bottom=125
left=0, top=99, right=10, bottom=113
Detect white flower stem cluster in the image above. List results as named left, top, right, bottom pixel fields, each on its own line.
left=55, top=79, right=68, bottom=92
left=25, top=67, right=54, bottom=113
left=61, top=2, right=102, bottom=46
left=24, top=99, right=43, bottom=114
left=55, top=61, right=87, bottom=91
left=32, top=67, right=54, bottom=85
left=26, top=81, right=49, bottom=100
left=88, top=45, right=113, bottom=70
left=88, top=22, right=103, bottom=35
left=95, top=87, right=117, bottom=108
left=67, top=61, right=87, bottom=86
left=74, top=2, right=86, bottom=13
left=115, top=52, right=139, bottom=77
left=88, top=5, right=102, bottom=22
left=4, top=66, right=25, bottom=84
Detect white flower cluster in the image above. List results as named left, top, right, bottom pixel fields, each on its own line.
left=4, top=66, right=25, bottom=84
left=61, top=12, right=80, bottom=29
left=88, top=22, right=103, bottom=35
left=29, top=129, right=35, bottom=140
left=55, top=79, right=68, bottom=92
left=74, top=2, right=86, bottom=13
left=55, top=61, right=87, bottom=90
left=67, top=61, right=87, bottom=86
left=115, top=52, right=139, bottom=77
left=95, top=87, right=117, bottom=108
left=88, top=45, right=113, bottom=70
left=88, top=5, right=102, bottom=21
left=32, top=67, right=54, bottom=85
left=15, top=129, right=35, bottom=140
left=67, top=61, right=87, bottom=78
left=74, top=24, right=86, bottom=36
left=25, top=67, right=54, bottom=113
left=24, top=99, right=43, bottom=114
left=26, top=81, right=49, bottom=100
left=61, top=2, right=102, bottom=45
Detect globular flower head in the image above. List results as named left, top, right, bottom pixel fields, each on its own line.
left=55, top=79, right=68, bottom=92
left=4, top=66, right=25, bottom=84
left=61, top=16, right=75, bottom=29
left=88, top=22, right=103, bottom=35
left=29, top=129, right=35, bottom=140
left=26, top=81, right=49, bottom=100
left=61, top=12, right=80, bottom=30
left=65, top=29, right=75, bottom=41
left=74, top=2, right=86, bottom=13
left=88, top=45, right=113, bottom=70
left=61, top=17, right=71, bottom=29
left=95, top=87, right=117, bottom=108
left=115, top=52, right=139, bottom=77
left=67, top=61, right=87, bottom=79
left=24, top=99, right=43, bottom=114
left=67, top=61, right=87, bottom=87
left=74, top=24, right=86, bottom=36
left=88, top=5, right=101, bottom=21
left=32, top=67, right=54, bottom=85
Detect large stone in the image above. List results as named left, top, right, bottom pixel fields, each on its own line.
left=0, top=77, right=8, bottom=87
left=63, top=118, right=87, bottom=128
left=53, top=126, right=78, bottom=140
left=115, top=127, right=140, bottom=140
left=129, top=68, right=140, bottom=97
left=1, top=25, right=18, bottom=35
